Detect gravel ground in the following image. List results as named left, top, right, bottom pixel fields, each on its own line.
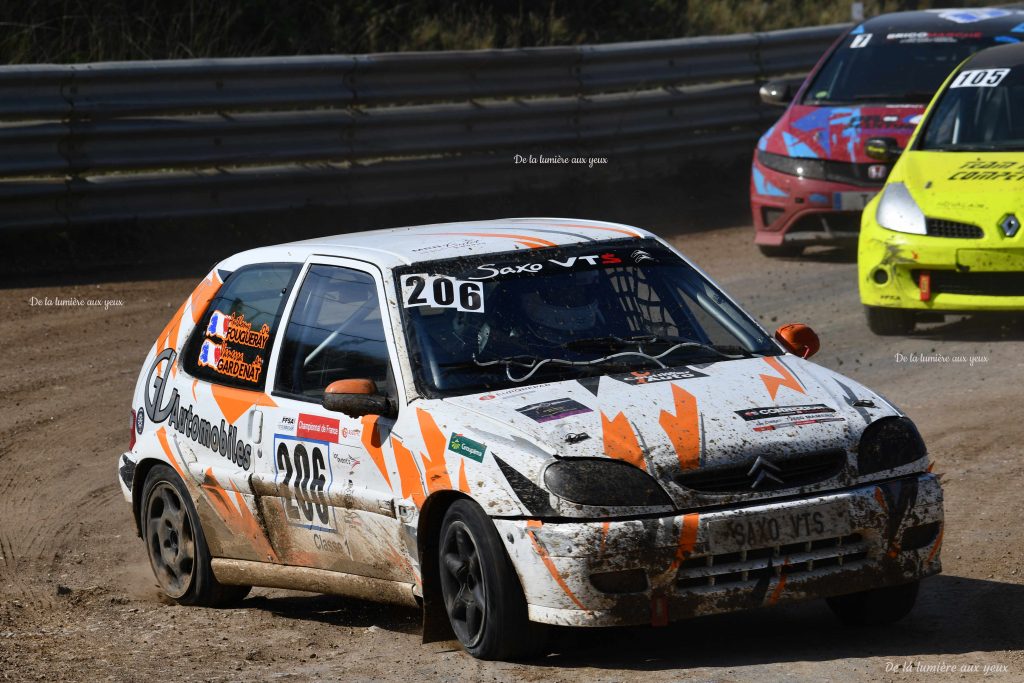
left=1, top=223, right=1021, bottom=682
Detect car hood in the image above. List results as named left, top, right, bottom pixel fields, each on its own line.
left=443, top=355, right=897, bottom=479
left=896, top=150, right=1024, bottom=220
left=760, top=104, right=924, bottom=163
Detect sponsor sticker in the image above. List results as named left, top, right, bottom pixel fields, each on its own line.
left=135, top=407, right=145, bottom=434
left=297, top=413, right=341, bottom=442
left=276, top=415, right=297, bottom=434
left=735, top=404, right=845, bottom=431
left=143, top=348, right=253, bottom=470
left=736, top=404, right=838, bottom=421
left=467, top=252, right=624, bottom=281
left=517, top=397, right=593, bottom=423
left=611, top=367, right=708, bottom=385
left=448, top=433, right=487, bottom=462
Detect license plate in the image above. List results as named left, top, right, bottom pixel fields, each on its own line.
left=708, top=503, right=851, bottom=550
left=833, top=191, right=877, bottom=211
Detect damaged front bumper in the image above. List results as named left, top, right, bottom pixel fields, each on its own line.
left=859, top=230, right=1024, bottom=311
left=496, top=473, right=943, bottom=627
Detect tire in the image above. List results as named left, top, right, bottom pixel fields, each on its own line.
left=826, top=580, right=920, bottom=627
left=758, top=243, right=804, bottom=258
left=141, top=464, right=251, bottom=607
left=865, top=306, right=916, bottom=335
left=438, top=499, right=546, bottom=660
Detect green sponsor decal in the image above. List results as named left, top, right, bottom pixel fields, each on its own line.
left=448, top=432, right=486, bottom=462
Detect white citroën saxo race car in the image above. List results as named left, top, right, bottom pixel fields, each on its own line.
left=118, top=218, right=943, bottom=660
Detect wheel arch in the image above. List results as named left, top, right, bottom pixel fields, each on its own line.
left=417, top=489, right=472, bottom=643
left=130, top=456, right=175, bottom=537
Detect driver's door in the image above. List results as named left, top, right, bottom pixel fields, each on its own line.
left=254, top=259, right=412, bottom=581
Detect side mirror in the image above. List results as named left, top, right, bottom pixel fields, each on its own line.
left=865, top=137, right=900, bottom=162
left=322, top=379, right=397, bottom=419
left=759, top=79, right=796, bottom=106
left=775, top=323, right=820, bottom=359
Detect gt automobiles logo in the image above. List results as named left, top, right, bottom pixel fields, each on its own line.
left=748, top=455, right=784, bottom=489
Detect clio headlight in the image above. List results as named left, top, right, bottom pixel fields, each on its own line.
left=543, top=459, right=671, bottom=507
left=757, top=150, right=827, bottom=180
left=858, top=417, right=928, bottom=475
left=875, top=182, right=927, bottom=235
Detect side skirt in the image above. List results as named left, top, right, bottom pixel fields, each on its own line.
left=211, top=558, right=420, bottom=608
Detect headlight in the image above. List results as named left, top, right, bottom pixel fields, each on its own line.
left=875, top=182, right=927, bottom=235
left=757, top=150, right=827, bottom=180
left=543, top=459, right=671, bottom=507
left=858, top=417, right=927, bottom=475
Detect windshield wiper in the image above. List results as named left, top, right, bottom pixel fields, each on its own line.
left=928, top=143, right=1023, bottom=152
left=851, top=92, right=933, bottom=104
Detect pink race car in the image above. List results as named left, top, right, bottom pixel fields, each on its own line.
left=751, top=8, right=1022, bottom=256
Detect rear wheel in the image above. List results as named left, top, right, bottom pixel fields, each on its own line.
left=438, top=499, right=545, bottom=660
left=141, top=464, right=250, bottom=606
left=865, top=306, right=916, bottom=335
left=758, top=243, right=804, bottom=258
left=826, top=580, right=920, bottom=626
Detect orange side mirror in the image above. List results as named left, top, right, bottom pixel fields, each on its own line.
left=775, top=323, right=820, bottom=359
left=325, top=378, right=376, bottom=395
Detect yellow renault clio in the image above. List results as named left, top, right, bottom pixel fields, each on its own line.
left=859, top=42, right=1024, bottom=335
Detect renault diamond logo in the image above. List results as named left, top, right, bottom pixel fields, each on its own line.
left=1000, top=213, right=1020, bottom=238
left=748, top=455, right=784, bottom=489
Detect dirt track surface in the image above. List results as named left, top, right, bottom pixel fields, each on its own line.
left=1, top=225, right=1022, bottom=682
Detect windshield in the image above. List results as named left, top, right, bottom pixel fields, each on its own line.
left=918, top=65, right=1024, bottom=151
left=395, top=240, right=778, bottom=397
left=803, top=31, right=1000, bottom=105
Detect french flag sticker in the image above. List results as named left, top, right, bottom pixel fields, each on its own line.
left=206, top=309, right=230, bottom=338
left=198, top=339, right=223, bottom=368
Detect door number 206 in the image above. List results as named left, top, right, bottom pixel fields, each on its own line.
left=276, top=441, right=329, bottom=526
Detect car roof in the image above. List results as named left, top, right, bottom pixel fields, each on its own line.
left=859, top=7, right=1024, bottom=34
left=217, top=218, right=654, bottom=273
left=962, top=40, right=1024, bottom=68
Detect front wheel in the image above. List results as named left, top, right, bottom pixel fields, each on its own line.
left=438, top=500, right=545, bottom=660
left=141, top=464, right=251, bottom=607
left=865, top=306, right=916, bottom=335
left=826, top=580, right=920, bottom=626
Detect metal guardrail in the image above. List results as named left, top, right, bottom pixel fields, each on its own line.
left=0, top=23, right=848, bottom=230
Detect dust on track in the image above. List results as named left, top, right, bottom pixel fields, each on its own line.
left=1, top=226, right=1022, bottom=682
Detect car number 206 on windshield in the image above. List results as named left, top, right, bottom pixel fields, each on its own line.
left=400, top=274, right=485, bottom=313
left=725, top=510, right=827, bottom=547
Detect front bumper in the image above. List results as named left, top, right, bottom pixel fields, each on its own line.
left=859, top=220, right=1024, bottom=312
left=496, top=473, right=942, bottom=627
left=751, top=159, right=881, bottom=247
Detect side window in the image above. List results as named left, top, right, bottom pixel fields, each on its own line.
left=183, top=263, right=298, bottom=390
left=275, top=265, right=394, bottom=401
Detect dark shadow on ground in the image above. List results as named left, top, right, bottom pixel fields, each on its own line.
left=226, top=574, right=1022, bottom=671
left=798, top=245, right=857, bottom=264
left=529, top=575, right=1023, bottom=671
left=914, top=313, right=1024, bottom=342
left=245, top=592, right=421, bottom=635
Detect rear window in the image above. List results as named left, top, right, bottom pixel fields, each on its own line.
left=183, top=263, right=299, bottom=390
